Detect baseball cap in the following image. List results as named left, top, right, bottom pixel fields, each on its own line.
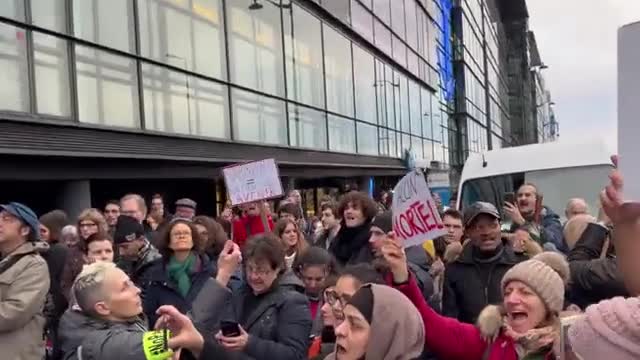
left=113, top=215, right=145, bottom=245
left=0, top=202, right=40, bottom=241
left=175, top=198, right=197, bottom=210
left=463, top=201, right=500, bottom=227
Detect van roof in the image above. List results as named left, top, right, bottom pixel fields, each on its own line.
left=461, top=138, right=614, bottom=181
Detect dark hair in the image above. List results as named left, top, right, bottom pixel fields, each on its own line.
left=243, top=234, right=285, bottom=273
left=277, top=202, right=302, bottom=220
left=293, top=246, right=339, bottom=276
left=339, top=263, right=385, bottom=286
left=81, top=232, right=113, bottom=254
left=105, top=200, right=120, bottom=208
left=215, top=217, right=232, bottom=238
left=152, top=193, right=163, bottom=201
left=157, top=219, right=202, bottom=260
left=193, top=215, right=227, bottom=256
left=39, top=209, right=69, bottom=242
left=442, top=209, right=463, bottom=222
left=433, top=236, right=447, bottom=259
left=337, top=191, right=378, bottom=221
left=320, top=202, right=339, bottom=218
left=273, top=218, right=308, bottom=255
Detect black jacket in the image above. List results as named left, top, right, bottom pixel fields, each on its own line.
left=118, top=242, right=162, bottom=300
left=143, top=253, right=213, bottom=326
left=442, top=244, right=523, bottom=324
left=329, top=222, right=373, bottom=266
left=222, top=271, right=312, bottom=360
left=568, top=222, right=628, bottom=309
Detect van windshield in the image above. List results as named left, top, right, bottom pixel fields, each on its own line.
left=460, top=165, right=612, bottom=222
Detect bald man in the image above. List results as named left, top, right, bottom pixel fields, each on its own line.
left=565, top=198, right=590, bottom=220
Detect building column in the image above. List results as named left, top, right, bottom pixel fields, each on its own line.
left=57, top=180, right=91, bottom=219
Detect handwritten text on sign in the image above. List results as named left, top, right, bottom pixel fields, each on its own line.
left=223, top=158, right=284, bottom=206
left=391, top=171, right=446, bottom=247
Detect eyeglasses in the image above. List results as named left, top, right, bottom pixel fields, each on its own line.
left=245, top=265, right=274, bottom=277
left=79, top=222, right=98, bottom=228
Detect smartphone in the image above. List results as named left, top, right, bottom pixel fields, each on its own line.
left=220, top=321, right=241, bottom=337
left=503, top=192, right=516, bottom=205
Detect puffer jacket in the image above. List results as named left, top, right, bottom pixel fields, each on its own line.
left=394, top=274, right=556, bottom=360
left=0, top=241, right=51, bottom=360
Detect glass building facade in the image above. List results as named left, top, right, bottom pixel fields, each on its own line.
left=0, top=0, right=448, bottom=164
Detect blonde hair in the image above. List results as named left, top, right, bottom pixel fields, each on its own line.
left=73, top=262, right=116, bottom=315
left=563, top=214, right=597, bottom=250
left=120, top=193, right=148, bottom=217
left=274, top=218, right=308, bottom=255
left=77, top=208, right=109, bottom=236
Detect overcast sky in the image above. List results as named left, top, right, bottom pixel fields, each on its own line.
left=527, top=0, right=640, bottom=148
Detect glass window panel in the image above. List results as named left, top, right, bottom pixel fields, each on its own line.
left=324, top=25, right=354, bottom=117
left=394, top=131, right=402, bottom=158
left=232, top=88, right=287, bottom=145
left=357, top=122, right=378, bottom=155
left=353, top=45, right=376, bottom=123
left=74, top=0, right=135, bottom=52
left=227, top=1, right=285, bottom=96
left=405, top=0, right=418, bottom=50
left=409, top=80, right=421, bottom=135
left=289, top=104, right=327, bottom=150
left=412, top=136, right=423, bottom=158
left=392, top=36, right=406, bottom=68
left=350, top=0, right=373, bottom=43
left=384, top=65, right=395, bottom=129
left=378, top=127, right=389, bottom=156
left=407, top=50, right=419, bottom=76
left=328, top=115, right=356, bottom=153
left=390, top=0, right=405, bottom=38
left=373, top=0, right=390, bottom=24
left=139, top=0, right=226, bottom=79
left=142, top=63, right=229, bottom=138
left=0, top=23, right=29, bottom=112
left=34, top=33, right=71, bottom=116
left=361, top=0, right=373, bottom=10
left=424, top=139, right=434, bottom=162
left=284, top=5, right=325, bottom=108
left=401, top=133, right=410, bottom=154
left=1, top=0, right=25, bottom=21
left=374, top=20, right=391, bottom=56
left=321, top=0, right=350, bottom=24
left=32, top=0, right=66, bottom=32
left=374, top=60, right=386, bottom=127
left=421, top=88, right=433, bottom=139
left=76, top=45, right=139, bottom=128
left=398, top=75, right=409, bottom=133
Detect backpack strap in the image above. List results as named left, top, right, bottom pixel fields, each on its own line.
left=0, top=253, right=27, bottom=275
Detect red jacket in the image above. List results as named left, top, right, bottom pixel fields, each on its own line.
left=232, top=215, right=274, bottom=249
left=393, top=275, right=554, bottom=360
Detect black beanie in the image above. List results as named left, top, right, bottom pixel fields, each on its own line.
left=347, top=284, right=374, bottom=324
left=371, top=211, right=393, bottom=234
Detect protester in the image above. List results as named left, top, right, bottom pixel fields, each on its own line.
left=150, top=193, right=171, bottom=221
left=315, top=201, right=341, bottom=250
left=325, top=284, right=425, bottom=360
left=113, top=215, right=161, bottom=299
left=215, top=234, right=312, bottom=360
left=563, top=214, right=597, bottom=251
left=442, top=208, right=465, bottom=244
left=308, top=274, right=338, bottom=360
left=375, top=190, right=390, bottom=214
left=277, top=202, right=304, bottom=223
left=77, top=208, right=109, bottom=242
left=61, top=225, right=79, bottom=247
left=565, top=198, right=590, bottom=220
left=193, top=215, right=226, bottom=260
left=383, top=231, right=568, bottom=360
left=81, top=232, right=115, bottom=263
left=292, top=246, right=338, bottom=320
left=329, top=264, right=385, bottom=321
left=120, top=194, right=147, bottom=224
left=175, top=198, right=197, bottom=220
left=232, top=201, right=274, bottom=249
left=329, top=191, right=378, bottom=266
left=274, top=218, right=309, bottom=269
left=104, top=200, right=121, bottom=236
left=0, top=202, right=50, bottom=360
left=504, top=183, right=565, bottom=252
left=443, top=201, right=524, bottom=323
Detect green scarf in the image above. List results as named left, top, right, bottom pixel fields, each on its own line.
left=167, top=252, right=196, bottom=297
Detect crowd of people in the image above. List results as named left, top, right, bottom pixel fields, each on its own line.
left=1, top=161, right=640, bottom=360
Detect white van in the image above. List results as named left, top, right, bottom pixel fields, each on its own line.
left=457, top=138, right=614, bottom=222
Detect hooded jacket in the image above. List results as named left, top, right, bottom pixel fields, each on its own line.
left=510, top=206, right=566, bottom=253
left=325, top=284, right=425, bottom=360
left=394, top=274, right=556, bottom=360
left=0, top=241, right=51, bottom=360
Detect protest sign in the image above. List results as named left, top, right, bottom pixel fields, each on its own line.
left=618, top=21, right=640, bottom=201
left=223, top=158, right=283, bottom=206
left=391, top=170, right=446, bottom=248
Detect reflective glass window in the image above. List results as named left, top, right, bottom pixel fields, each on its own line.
left=232, top=88, right=287, bottom=145
left=390, top=0, right=405, bottom=38
left=139, top=0, right=226, bottom=79
left=32, top=0, right=66, bottom=32
left=34, top=33, right=71, bottom=116
left=373, top=0, right=390, bottom=24
left=76, top=46, right=139, bottom=128
left=374, top=20, right=392, bottom=56
left=405, top=0, right=418, bottom=50
left=398, top=74, right=409, bottom=133
left=401, top=133, right=410, bottom=154
left=374, top=59, right=386, bottom=127
left=227, top=1, right=285, bottom=96
left=328, top=115, right=356, bottom=153
left=407, top=49, right=419, bottom=76
left=408, top=80, right=421, bottom=135
left=424, top=139, right=434, bottom=161
left=351, top=0, right=373, bottom=43
left=321, top=0, right=350, bottom=24
left=357, top=122, right=378, bottom=155
left=142, top=63, right=228, bottom=139
left=421, top=88, right=433, bottom=139
left=74, top=0, right=135, bottom=52
left=412, top=136, right=423, bottom=158
left=284, top=5, right=325, bottom=108
left=0, top=23, right=29, bottom=112
left=384, top=65, right=395, bottom=129
left=392, top=35, right=406, bottom=68
left=289, top=104, right=327, bottom=150
left=1, top=0, right=25, bottom=21
left=353, top=45, right=376, bottom=123
left=324, top=25, right=354, bottom=117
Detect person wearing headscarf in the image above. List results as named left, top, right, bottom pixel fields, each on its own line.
left=325, top=283, right=425, bottom=360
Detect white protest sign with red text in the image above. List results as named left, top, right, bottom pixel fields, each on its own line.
left=391, top=170, right=446, bottom=248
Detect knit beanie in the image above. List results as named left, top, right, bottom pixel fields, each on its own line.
left=371, top=211, right=392, bottom=233
left=500, top=251, right=568, bottom=314
left=568, top=296, right=640, bottom=360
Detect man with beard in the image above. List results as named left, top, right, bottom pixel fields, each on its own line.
left=504, top=183, right=565, bottom=252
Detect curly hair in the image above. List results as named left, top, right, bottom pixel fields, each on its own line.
left=273, top=218, right=308, bottom=256
left=193, top=215, right=227, bottom=257
left=77, top=208, right=109, bottom=239
left=156, top=219, right=203, bottom=261
left=337, top=191, right=378, bottom=222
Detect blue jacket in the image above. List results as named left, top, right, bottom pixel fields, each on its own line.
left=143, top=253, right=213, bottom=327
left=510, top=206, right=566, bottom=253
